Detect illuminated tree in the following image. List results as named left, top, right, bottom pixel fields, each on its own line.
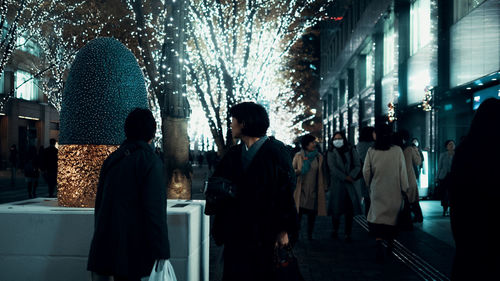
left=0, top=0, right=63, bottom=109
left=184, top=0, right=329, bottom=151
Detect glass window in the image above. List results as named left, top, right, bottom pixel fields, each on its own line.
left=453, top=0, right=487, bottom=23
left=16, top=35, right=41, bottom=57
left=366, top=50, right=374, bottom=87
left=410, top=0, right=431, bottom=56
left=0, top=72, right=4, bottom=94
left=15, top=70, right=39, bottom=101
left=383, top=25, right=395, bottom=75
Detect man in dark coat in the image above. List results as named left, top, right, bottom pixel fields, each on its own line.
left=209, top=102, right=299, bottom=281
left=43, top=139, right=58, bottom=197
left=88, top=108, right=170, bottom=281
left=449, top=98, right=500, bottom=281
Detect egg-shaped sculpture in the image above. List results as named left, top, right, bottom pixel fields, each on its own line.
left=58, top=37, right=149, bottom=207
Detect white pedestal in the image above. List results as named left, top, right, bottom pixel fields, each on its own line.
left=0, top=198, right=209, bottom=281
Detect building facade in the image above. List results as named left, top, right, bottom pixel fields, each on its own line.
left=0, top=34, right=60, bottom=169
left=320, top=0, right=500, bottom=195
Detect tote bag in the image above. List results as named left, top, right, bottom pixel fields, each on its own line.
left=143, top=260, right=177, bottom=281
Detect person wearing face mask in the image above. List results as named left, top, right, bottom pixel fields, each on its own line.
left=292, top=134, right=327, bottom=240
left=326, top=131, right=363, bottom=242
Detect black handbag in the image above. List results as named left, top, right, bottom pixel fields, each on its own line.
left=204, top=177, right=237, bottom=215
left=397, top=191, right=413, bottom=231
left=273, top=245, right=304, bottom=281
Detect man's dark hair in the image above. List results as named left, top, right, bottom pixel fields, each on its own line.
left=124, top=108, right=156, bottom=142
left=399, top=129, right=410, bottom=142
left=229, top=102, right=269, bottom=137
left=359, top=126, right=375, bottom=142
left=300, top=134, right=316, bottom=150
left=392, top=131, right=404, bottom=148
left=49, top=139, right=57, bottom=146
left=374, top=121, right=393, bottom=151
left=444, top=140, right=455, bottom=148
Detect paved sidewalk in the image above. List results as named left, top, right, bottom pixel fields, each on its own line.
left=194, top=165, right=454, bottom=281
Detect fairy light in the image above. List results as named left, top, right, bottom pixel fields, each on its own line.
left=419, top=86, right=433, bottom=111
left=4, top=0, right=333, bottom=150
left=388, top=102, right=397, bottom=122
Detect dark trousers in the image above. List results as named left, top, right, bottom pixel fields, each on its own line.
left=27, top=179, right=38, bottom=198
left=332, top=194, right=354, bottom=236
left=46, top=173, right=57, bottom=197
left=298, top=207, right=317, bottom=238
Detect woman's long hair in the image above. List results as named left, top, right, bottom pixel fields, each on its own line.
left=374, top=121, right=393, bottom=151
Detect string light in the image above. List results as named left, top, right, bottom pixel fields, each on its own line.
left=419, top=86, right=433, bottom=112
left=388, top=102, right=397, bottom=122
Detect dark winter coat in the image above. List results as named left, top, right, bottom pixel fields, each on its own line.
left=87, top=140, right=170, bottom=279
left=449, top=139, right=499, bottom=280
left=43, top=146, right=58, bottom=185
left=210, top=137, right=299, bottom=281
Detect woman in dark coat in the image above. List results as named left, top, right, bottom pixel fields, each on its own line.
left=209, top=102, right=298, bottom=281
left=327, top=131, right=363, bottom=241
left=449, top=98, right=500, bottom=280
left=88, top=109, right=170, bottom=281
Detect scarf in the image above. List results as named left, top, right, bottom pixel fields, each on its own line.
left=301, top=149, right=318, bottom=175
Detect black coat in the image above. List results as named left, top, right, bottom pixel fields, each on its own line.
left=449, top=139, right=499, bottom=280
left=87, top=140, right=170, bottom=279
left=211, top=137, right=299, bottom=281
left=43, top=146, right=58, bottom=184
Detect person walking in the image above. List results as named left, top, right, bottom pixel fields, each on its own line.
left=363, top=122, right=409, bottom=263
left=449, top=98, right=500, bottom=281
left=327, top=131, right=363, bottom=242
left=356, top=126, right=375, bottom=217
left=24, top=146, right=40, bottom=198
left=42, top=139, right=58, bottom=198
left=410, top=138, right=425, bottom=185
left=437, top=140, right=455, bottom=216
left=9, top=144, right=18, bottom=186
left=292, top=134, right=327, bottom=240
left=208, top=102, right=298, bottom=281
left=88, top=108, right=170, bottom=281
left=206, top=149, right=217, bottom=172
left=394, top=130, right=423, bottom=222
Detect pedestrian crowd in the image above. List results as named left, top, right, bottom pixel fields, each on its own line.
left=204, top=98, right=499, bottom=280
left=8, top=138, right=58, bottom=198
left=3, top=98, right=497, bottom=281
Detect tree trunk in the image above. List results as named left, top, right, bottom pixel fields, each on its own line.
left=162, top=116, right=191, bottom=199
left=163, top=0, right=191, bottom=199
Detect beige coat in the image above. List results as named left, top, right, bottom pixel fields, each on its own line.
left=363, top=146, right=409, bottom=226
left=292, top=151, right=327, bottom=216
left=403, top=146, right=422, bottom=203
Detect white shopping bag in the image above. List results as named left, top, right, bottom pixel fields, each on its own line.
left=143, top=260, right=177, bottom=281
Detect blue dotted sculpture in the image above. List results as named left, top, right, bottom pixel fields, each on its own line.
left=60, top=37, right=149, bottom=145
left=58, top=38, right=150, bottom=207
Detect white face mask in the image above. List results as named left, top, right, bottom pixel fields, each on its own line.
left=413, top=141, right=419, bottom=147
left=333, top=139, right=344, bottom=148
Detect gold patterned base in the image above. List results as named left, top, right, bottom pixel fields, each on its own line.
left=57, top=144, right=119, bottom=207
